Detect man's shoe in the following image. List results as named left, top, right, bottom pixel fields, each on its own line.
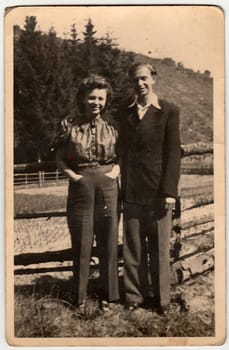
left=125, top=302, right=140, bottom=311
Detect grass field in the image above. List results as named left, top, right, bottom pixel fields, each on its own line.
left=13, top=174, right=214, bottom=338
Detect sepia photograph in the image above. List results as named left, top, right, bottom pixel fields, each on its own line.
left=5, top=4, right=225, bottom=347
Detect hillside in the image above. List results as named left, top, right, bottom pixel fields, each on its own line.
left=132, top=54, right=213, bottom=144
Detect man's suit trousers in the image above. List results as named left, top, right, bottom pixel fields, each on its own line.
left=123, top=202, right=172, bottom=307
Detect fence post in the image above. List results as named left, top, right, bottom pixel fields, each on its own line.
left=25, top=174, right=28, bottom=186
left=56, top=169, right=59, bottom=183
left=38, top=155, right=42, bottom=187
left=38, top=171, right=42, bottom=187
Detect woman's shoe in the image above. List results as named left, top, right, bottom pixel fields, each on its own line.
left=76, top=300, right=86, bottom=313
left=100, top=300, right=110, bottom=312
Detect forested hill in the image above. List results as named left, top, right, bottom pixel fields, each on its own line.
left=14, top=16, right=213, bottom=164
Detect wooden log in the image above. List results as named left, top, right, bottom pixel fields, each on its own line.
left=181, top=195, right=213, bottom=211
left=181, top=142, right=213, bottom=157
left=161, top=204, right=213, bottom=236
left=14, top=245, right=124, bottom=266
left=171, top=248, right=214, bottom=284
left=181, top=154, right=213, bottom=175
left=181, top=221, right=214, bottom=239
left=180, top=204, right=214, bottom=230
left=14, top=248, right=73, bottom=266
left=14, top=265, right=73, bottom=275
left=170, top=227, right=214, bottom=261
left=179, top=182, right=213, bottom=200
left=181, top=167, right=213, bottom=175
left=171, top=231, right=214, bottom=260
left=15, top=210, right=66, bottom=220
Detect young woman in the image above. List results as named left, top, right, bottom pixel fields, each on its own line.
left=56, top=75, right=120, bottom=311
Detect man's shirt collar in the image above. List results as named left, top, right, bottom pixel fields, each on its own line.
left=128, top=93, right=161, bottom=110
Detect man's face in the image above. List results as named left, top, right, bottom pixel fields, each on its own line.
left=131, top=66, right=155, bottom=97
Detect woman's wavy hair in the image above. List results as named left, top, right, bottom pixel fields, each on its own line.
left=76, top=74, right=113, bottom=115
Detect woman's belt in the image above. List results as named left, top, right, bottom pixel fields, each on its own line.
left=75, top=161, right=114, bottom=169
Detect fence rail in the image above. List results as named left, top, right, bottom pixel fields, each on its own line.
left=14, top=170, right=67, bottom=186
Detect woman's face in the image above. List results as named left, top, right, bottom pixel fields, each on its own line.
left=84, top=88, right=107, bottom=118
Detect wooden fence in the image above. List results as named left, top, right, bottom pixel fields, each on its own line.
left=14, top=200, right=214, bottom=284
left=14, top=142, right=214, bottom=284
left=14, top=170, right=66, bottom=187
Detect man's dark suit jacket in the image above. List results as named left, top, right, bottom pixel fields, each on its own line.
left=118, top=99, right=181, bottom=208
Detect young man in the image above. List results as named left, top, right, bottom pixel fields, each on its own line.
left=119, top=62, right=181, bottom=314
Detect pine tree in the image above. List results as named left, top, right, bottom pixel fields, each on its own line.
left=68, top=23, right=85, bottom=89
left=81, top=18, right=98, bottom=74
left=14, top=17, right=45, bottom=162
left=70, top=23, right=80, bottom=48
left=14, top=17, right=58, bottom=162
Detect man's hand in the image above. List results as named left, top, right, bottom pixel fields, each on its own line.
left=165, top=197, right=176, bottom=210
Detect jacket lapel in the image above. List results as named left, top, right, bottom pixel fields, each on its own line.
left=127, top=105, right=139, bottom=129
left=140, top=105, right=163, bottom=125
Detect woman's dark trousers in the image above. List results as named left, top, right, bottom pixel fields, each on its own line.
left=67, top=165, right=120, bottom=305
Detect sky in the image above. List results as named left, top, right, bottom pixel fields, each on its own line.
left=6, top=5, right=224, bottom=77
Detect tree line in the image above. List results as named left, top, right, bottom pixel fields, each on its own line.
left=14, top=16, right=134, bottom=164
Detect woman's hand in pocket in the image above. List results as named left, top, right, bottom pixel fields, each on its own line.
left=70, top=172, right=83, bottom=182
left=104, top=164, right=120, bottom=179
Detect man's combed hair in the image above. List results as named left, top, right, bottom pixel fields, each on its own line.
left=128, top=62, right=157, bottom=78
